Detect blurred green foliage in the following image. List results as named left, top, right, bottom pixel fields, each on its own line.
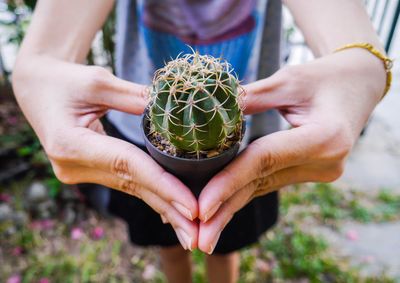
left=0, top=0, right=115, bottom=81
left=2, top=180, right=399, bottom=282
left=281, top=183, right=400, bottom=224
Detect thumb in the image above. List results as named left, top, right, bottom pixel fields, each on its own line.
left=242, top=67, right=303, bottom=115
left=92, top=70, right=149, bottom=115
left=51, top=127, right=199, bottom=220
left=198, top=124, right=324, bottom=222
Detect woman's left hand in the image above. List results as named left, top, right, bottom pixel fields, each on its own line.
left=196, top=49, right=387, bottom=254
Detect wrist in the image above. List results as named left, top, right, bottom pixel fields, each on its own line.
left=319, top=49, right=387, bottom=103
left=343, top=48, right=387, bottom=100
left=334, top=43, right=392, bottom=100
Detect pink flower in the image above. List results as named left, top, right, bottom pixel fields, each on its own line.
left=91, top=227, right=104, bottom=240
left=71, top=227, right=84, bottom=240
left=6, top=116, right=18, bottom=126
left=346, top=229, right=359, bottom=241
left=7, top=275, right=21, bottom=283
left=255, top=259, right=270, bottom=273
left=39, top=278, right=50, bottom=283
left=41, top=219, right=55, bottom=229
left=30, top=220, right=55, bottom=231
left=0, top=193, right=11, bottom=202
left=11, top=247, right=23, bottom=256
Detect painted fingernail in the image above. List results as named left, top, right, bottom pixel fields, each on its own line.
left=171, top=201, right=193, bottom=220
left=203, top=201, right=222, bottom=223
left=207, top=232, right=221, bottom=255
left=176, top=228, right=192, bottom=251
left=160, top=215, right=168, bottom=224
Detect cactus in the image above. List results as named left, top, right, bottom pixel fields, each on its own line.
left=148, top=52, right=244, bottom=157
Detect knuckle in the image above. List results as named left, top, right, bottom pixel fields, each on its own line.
left=317, top=124, right=354, bottom=162
left=158, top=206, right=168, bottom=218
left=224, top=211, right=235, bottom=224
left=112, top=148, right=137, bottom=181
left=282, top=65, right=306, bottom=85
left=156, top=171, right=171, bottom=194
left=45, top=134, right=76, bottom=163
left=85, top=66, right=112, bottom=90
left=120, top=179, right=141, bottom=198
left=217, top=168, right=238, bottom=200
left=280, top=65, right=314, bottom=101
left=260, top=151, right=279, bottom=175
left=321, top=161, right=345, bottom=182
left=250, top=141, right=279, bottom=175
left=255, top=176, right=274, bottom=191
left=52, top=164, right=77, bottom=184
left=140, top=85, right=151, bottom=100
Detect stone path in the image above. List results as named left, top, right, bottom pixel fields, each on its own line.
left=329, top=32, right=400, bottom=280
left=287, top=16, right=400, bottom=280
left=311, top=221, right=400, bottom=279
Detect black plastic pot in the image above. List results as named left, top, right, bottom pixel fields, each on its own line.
left=142, top=114, right=245, bottom=198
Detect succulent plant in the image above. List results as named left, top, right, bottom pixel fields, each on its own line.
left=148, top=52, right=244, bottom=156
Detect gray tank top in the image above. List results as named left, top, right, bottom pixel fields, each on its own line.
left=108, top=0, right=283, bottom=145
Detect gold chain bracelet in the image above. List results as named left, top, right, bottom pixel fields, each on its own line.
left=334, top=43, right=393, bottom=100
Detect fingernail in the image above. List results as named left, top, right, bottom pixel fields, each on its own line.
left=160, top=215, right=168, bottom=224
left=176, top=228, right=192, bottom=251
left=207, top=232, right=221, bottom=255
left=203, top=201, right=222, bottom=223
left=171, top=201, right=193, bottom=220
left=175, top=229, right=187, bottom=250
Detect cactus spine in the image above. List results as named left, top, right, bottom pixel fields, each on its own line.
left=149, top=52, right=243, bottom=157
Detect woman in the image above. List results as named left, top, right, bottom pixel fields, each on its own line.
left=12, top=0, right=391, bottom=282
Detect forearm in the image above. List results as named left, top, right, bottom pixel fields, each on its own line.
left=283, top=0, right=383, bottom=57
left=16, top=0, right=114, bottom=64
left=12, top=0, right=115, bottom=136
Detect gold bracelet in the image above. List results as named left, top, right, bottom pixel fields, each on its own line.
left=334, top=42, right=393, bottom=100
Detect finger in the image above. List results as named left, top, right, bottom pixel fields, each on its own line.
left=138, top=188, right=198, bottom=251
left=88, top=119, right=106, bottom=135
left=103, top=77, right=149, bottom=113
left=242, top=66, right=310, bottom=115
left=198, top=124, right=323, bottom=222
left=95, top=74, right=149, bottom=115
left=242, top=72, right=284, bottom=115
left=198, top=183, right=255, bottom=254
left=55, top=63, right=148, bottom=115
left=198, top=164, right=327, bottom=254
left=61, top=165, right=198, bottom=251
left=197, top=146, right=260, bottom=223
left=56, top=128, right=198, bottom=220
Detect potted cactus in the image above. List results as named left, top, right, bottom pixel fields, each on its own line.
left=142, top=52, right=245, bottom=197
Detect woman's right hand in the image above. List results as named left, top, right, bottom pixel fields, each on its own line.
left=12, top=56, right=198, bottom=250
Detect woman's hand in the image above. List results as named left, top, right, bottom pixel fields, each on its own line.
left=196, top=49, right=386, bottom=254
left=12, top=56, right=198, bottom=251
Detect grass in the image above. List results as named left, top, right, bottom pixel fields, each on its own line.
left=281, top=183, right=400, bottom=224
left=259, top=223, right=395, bottom=283
left=13, top=240, right=131, bottom=283
left=189, top=183, right=400, bottom=283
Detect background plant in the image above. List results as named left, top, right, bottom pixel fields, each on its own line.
left=0, top=0, right=115, bottom=82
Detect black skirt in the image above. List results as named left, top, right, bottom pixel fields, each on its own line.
left=102, top=118, right=279, bottom=255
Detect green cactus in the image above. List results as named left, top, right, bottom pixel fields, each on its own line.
left=149, top=52, right=244, bottom=156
